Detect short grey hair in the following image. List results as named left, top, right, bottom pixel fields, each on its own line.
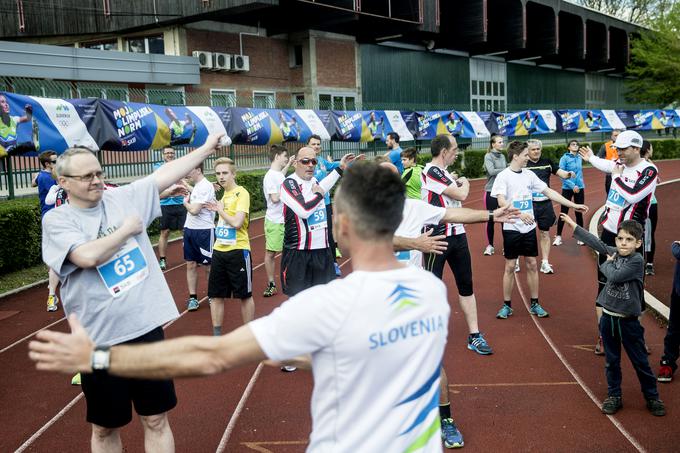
left=527, top=139, right=542, bottom=150
left=55, top=147, right=97, bottom=177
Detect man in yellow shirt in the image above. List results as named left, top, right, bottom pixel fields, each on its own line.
left=206, top=158, right=253, bottom=336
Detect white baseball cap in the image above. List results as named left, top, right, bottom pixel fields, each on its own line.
left=613, top=130, right=643, bottom=149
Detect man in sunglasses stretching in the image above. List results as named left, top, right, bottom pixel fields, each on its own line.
left=280, top=147, right=357, bottom=298
left=39, top=135, right=222, bottom=452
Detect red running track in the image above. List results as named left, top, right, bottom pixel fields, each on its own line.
left=2, top=160, right=680, bottom=452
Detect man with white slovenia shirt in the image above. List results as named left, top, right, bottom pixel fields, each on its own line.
left=491, top=140, right=588, bottom=320
left=279, top=146, right=357, bottom=297
left=183, top=162, right=217, bottom=311
left=30, top=162, right=450, bottom=453
left=37, top=135, right=223, bottom=453
left=262, top=145, right=293, bottom=297
left=385, top=161, right=520, bottom=449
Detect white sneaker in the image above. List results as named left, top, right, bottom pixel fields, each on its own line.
left=540, top=261, right=554, bottom=274
left=514, top=258, right=520, bottom=273
left=483, top=245, right=495, bottom=256
left=552, top=236, right=563, bottom=246
left=281, top=366, right=297, bottom=372
left=576, top=240, right=585, bottom=246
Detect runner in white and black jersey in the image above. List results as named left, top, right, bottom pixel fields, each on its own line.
left=421, top=134, right=493, bottom=356
left=280, top=146, right=357, bottom=296
left=526, top=139, right=575, bottom=274
left=385, top=160, right=520, bottom=449
left=579, top=130, right=658, bottom=353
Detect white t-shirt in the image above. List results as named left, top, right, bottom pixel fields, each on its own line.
left=249, top=267, right=449, bottom=453
left=184, top=177, right=216, bottom=230
left=395, top=199, right=447, bottom=267
left=263, top=168, right=286, bottom=224
left=490, top=167, right=547, bottom=234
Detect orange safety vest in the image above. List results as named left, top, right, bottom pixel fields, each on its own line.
left=604, top=141, right=618, bottom=161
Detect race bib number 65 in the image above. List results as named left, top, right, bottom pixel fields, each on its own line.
left=96, top=239, right=148, bottom=297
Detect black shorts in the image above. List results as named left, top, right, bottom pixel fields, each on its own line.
left=281, top=248, right=336, bottom=297
left=502, top=229, right=539, bottom=259
left=208, top=249, right=253, bottom=299
left=81, top=327, right=177, bottom=429
left=423, top=234, right=473, bottom=297
left=533, top=200, right=556, bottom=231
left=159, top=204, right=186, bottom=231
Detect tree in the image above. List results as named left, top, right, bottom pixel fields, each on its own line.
left=572, top=0, right=675, bottom=25
left=625, top=2, right=680, bottom=107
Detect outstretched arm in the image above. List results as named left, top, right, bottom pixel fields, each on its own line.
left=543, top=187, right=588, bottom=213
left=153, top=134, right=222, bottom=192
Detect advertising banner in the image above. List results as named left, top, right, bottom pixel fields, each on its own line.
left=228, top=108, right=329, bottom=145
left=415, top=111, right=490, bottom=139
left=487, top=110, right=556, bottom=136
left=557, top=109, right=625, bottom=133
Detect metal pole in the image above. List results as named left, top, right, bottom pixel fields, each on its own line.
left=7, top=156, right=15, bottom=199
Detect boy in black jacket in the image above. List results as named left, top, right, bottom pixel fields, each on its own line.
left=560, top=215, right=665, bottom=416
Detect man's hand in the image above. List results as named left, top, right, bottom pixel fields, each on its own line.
left=612, top=164, right=624, bottom=176
left=203, top=133, right=223, bottom=152
left=205, top=200, right=224, bottom=212
left=569, top=171, right=576, bottom=179
left=606, top=254, right=616, bottom=262
left=573, top=204, right=589, bottom=213
left=339, top=153, right=365, bottom=170
left=29, top=314, right=94, bottom=374
left=559, top=213, right=577, bottom=229
left=573, top=186, right=580, bottom=194
left=457, top=177, right=469, bottom=188
left=167, top=184, right=188, bottom=197
left=519, top=212, right=535, bottom=225
left=412, top=229, right=447, bottom=254
left=311, top=183, right=325, bottom=195
left=578, top=146, right=594, bottom=162
left=493, top=205, right=521, bottom=223
left=121, top=216, right=144, bottom=236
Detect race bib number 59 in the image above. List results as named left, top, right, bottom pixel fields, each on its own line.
left=308, top=204, right=328, bottom=231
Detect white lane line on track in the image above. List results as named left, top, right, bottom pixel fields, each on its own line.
left=214, top=257, right=352, bottom=451
left=14, top=393, right=85, bottom=453
left=513, top=273, right=647, bottom=453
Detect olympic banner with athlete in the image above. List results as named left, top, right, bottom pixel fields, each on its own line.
left=327, top=110, right=415, bottom=142
left=486, top=110, right=556, bottom=136
left=616, top=109, right=678, bottom=130
left=0, top=91, right=98, bottom=156
left=415, top=111, right=490, bottom=139
left=228, top=108, right=330, bottom=145
left=556, top=109, right=626, bottom=133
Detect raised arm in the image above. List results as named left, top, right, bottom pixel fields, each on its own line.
left=152, top=134, right=222, bottom=192
left=543, top=187, right=588, bottom=212
left=441, top=205, right=520, bottom=225
left=612, top=166, right=658, bottom=204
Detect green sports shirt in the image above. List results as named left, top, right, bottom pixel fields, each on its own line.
left=401, top=165, right=423, bottom=200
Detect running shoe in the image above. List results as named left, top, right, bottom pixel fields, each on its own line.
left=594, top=336, right=605, bottom=356
left=540, top=261, right=554, bottom=274
left=496, top=304, right=513, bottom=319
left=187, top=297, right=200, bottom=311
left=441, top=418, right=464, bottom=449
left=576, top=240, right=585, bottom=246
left=552, top=236, right=563, bottom=246
left=645, top=264, right=655, bottom=276
left=514, top=258, right=520, bottom=273
left=281, top=366, right=297, bottom=372
left=646, top=399, right=666, bottom=416
left=601, top=396, right=622, bottom=415
left=467, top=333, right=493, bottom=355
left=334, top=262, right=342, bottom=277
left=658, top=365, right=674, bottom=383
left=159, top=257, right=167, bottom=271
left=483, top=245, right=495, bottom=256
left=47, top=294, right=59, bottom=312
left=71, top=373, right=81, bottom=386
left=529, top=302, right=549, bottom=318
left=263, top=282, right=277, bottom=297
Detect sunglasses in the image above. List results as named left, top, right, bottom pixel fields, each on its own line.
left=62, top=171, right=105, bottom=182
left=298, top=158, right=318, bottom=166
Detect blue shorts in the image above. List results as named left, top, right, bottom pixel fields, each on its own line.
left=183, top=228, right=214, bottom=264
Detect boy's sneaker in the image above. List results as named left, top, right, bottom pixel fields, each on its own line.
left=47, top=294, right=59, bottom=312
left=483, top=245, right=495, bottom=256
left=187, top=297, right=200, bottom=311
left=334, top=262, right=342, bottom=277
left=496, top=304, right=513, bottom=319
left=601, top=396, right=622, bottom=415
left=645, top=263, right=655, bottom=276
left=281, top=366, right=297, bottom=372
left=514, top=258, right=520, bottom=273
left=467, top=333, right=493, bottom=355
left=646, top=399, right=666, bottom=416
left=552, top=235, right=563, bottom=246
left=540, top=261, right=554, bottom=274
left=441, top=418, right=464, bottom=449
left=658, top=365, right=674, bottom=383
left=594, top=336, right=605, bottom=356
left=159, top=258, right=167, bottom=271
left=529, top=302, right=549, bottom=318
left=263, top=282, right=277, bottom=297
left=71, top=373, right=81, bottom=386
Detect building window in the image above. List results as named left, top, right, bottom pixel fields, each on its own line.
left=127, top=35, right=164, bottom=54
left=586, top=74, right=606, bottom=107
left=78, top=85, right=129, bottom=101
left=318, top=93, right=356, bottom=110
left=292, top=93, right=305, bottom=108
left=146, top=88, right=185, bottom=105
left=83, top=40, right=118, bottom=51
left=469, top=58, right=507, bottom=112
left=253, top=91, right=275, bottom=109
left=211, top=89, right=236, bottom=107
left=290, top=44, right=303, bottom=68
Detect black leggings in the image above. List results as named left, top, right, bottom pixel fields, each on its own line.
left=485, top=191, right=499, bottom=246
left=556, top=188, right=585, bottom=235
left=646, top=203, right=658, bottom=263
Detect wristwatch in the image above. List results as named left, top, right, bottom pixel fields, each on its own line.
left=91, top=346, right=111, bottom=371
left=488, top=210, right=494, bottom=221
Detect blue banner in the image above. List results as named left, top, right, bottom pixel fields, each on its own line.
left=617, top=109, right=678, bottom=130
left=486, top=110, right=556, bottom=136
left=415, top=111, right=489, bottom=139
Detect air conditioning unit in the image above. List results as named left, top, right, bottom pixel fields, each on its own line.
left=212, top=52, right=232, bottom=71
left=231, top=54, right=250, bottom=72
left=192, top=51, right=213, bottom=70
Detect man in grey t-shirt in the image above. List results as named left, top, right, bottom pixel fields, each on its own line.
left=41, top=134, right=223, bottom=452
